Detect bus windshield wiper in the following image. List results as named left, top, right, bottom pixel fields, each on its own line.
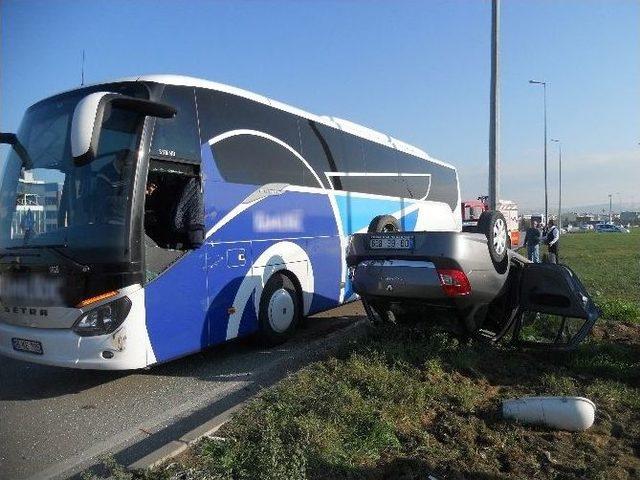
left=5, top=244, right=68, bottom=250
left=3, top=244, right=90, bottom=272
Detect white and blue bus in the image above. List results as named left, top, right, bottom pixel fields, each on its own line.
left=0, top=75, right=460, bottom=369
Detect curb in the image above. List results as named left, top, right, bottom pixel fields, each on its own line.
left=128, top=401, right=244, bottom=470
left=126, top=318, right=370, bottom=472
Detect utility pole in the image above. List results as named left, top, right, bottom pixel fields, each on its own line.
left=488, top=0, right=500, bottom=211
left=529, top=80, right=548, bottom=228
left=609, top=194, right=613, bottom=223
left=551, top=139, right=562, bottom=230
left=81, top=50, right=85, bottom=86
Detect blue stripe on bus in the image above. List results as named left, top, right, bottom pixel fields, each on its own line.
left=208, top=186, right=339, bottom=242
left=402, top=208, right=419, bottom=231
left=333, top=194, right=415, bottom=234
left=238, top=292, right=257, bottom=337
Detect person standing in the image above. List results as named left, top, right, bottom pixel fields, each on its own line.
left=546, top=219, right=560, bottom=263
left=20, top=208, right=35, bottom=243
left=524, top=219, right=541, bottom=263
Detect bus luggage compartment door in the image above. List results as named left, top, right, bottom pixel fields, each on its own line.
left=513, top=263, right=600, bottom=351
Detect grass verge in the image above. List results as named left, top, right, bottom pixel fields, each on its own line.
left=92, top=322, right=639, bottom=480
left=87, top=229, right=640, bottom=480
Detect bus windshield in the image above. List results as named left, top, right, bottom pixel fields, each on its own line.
left=0, top=84, right=148, bottom=263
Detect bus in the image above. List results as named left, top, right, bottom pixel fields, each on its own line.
left=0, top=75, right=460, bottom=369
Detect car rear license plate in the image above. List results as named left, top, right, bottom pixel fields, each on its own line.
left=369, top=235, right=414, bottom=249
left=12, top=338, right=43, bottom=355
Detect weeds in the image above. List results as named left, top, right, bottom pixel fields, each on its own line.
left=136, top=320, right=639, bottom=479
left=88, top=231, right=640, bottom=479
left=598, top=299, right=640, bottom=323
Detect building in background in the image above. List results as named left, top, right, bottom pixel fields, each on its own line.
left=11, top=172, right=60, bottom=239
left=620, top=211, right=640, bottom=226
left=561, top=212, right=578, bottom=225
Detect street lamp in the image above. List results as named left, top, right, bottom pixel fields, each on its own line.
left=488, top=0, right=500, bottom=211
left=608, top=192, right=621, bottom=223
left=529, top=80, right=548, bottom=227
left=551, top=139, right=562, bottom=230
left=609, top=194, right=613, bottom=223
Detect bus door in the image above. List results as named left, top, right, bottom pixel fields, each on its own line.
left=142, top=158, right=208, bottom=361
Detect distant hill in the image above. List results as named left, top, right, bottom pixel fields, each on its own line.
left=522, top=202, right=640, bottom=215
left=563, top=202, right=640, bottom=214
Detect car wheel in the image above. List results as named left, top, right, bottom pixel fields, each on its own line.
left=478, top=210, right=508, bottom=265
left=368, top=215, right=400, bottom=233
left=258, top=272, right=301, bottom=345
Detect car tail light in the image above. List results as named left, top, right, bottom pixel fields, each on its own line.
left=437, top=269, right=472, bottom=297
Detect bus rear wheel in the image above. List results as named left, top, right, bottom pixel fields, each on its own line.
left=258, top=272, right=301, bottom=345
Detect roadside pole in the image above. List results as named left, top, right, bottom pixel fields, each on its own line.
left=551, top=139, right=562, bottom=230
left=559, top=142, right=562, bottom=229
left=529, top=80, right=548, bottom=230
left=488, top=0, right=500, bottom=211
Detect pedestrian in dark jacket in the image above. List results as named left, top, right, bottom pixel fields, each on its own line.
left=524, top=220, right=541, bottom=263
left=545, top=219, right=560, bottom=263
left=172, top=177, right=205, bottom=249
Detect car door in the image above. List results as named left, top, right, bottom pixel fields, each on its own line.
left=513, top=263, right=600, bottom=350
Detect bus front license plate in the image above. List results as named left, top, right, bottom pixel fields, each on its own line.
left=12, top=338, right=43, bottom=355
left=369, top=235, right=414, bottom=250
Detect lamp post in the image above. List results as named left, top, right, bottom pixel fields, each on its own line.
left=551, top=139, right=562, bottom=230
left=488, top=0, right=500, bottom=211
left=609, top=194, right=613, bottom=223
left=609, top=192, right=621, bottom=223
left=529, top=80, right=548, bottom=227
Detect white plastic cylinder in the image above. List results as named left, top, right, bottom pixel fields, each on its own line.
left=502, top=396, right=596, bottom=431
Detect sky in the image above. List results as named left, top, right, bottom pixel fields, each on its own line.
left=1, top=0, right=639, bottom=212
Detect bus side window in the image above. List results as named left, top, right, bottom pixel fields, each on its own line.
left=396, top=151, right=430, bottom=200
left=210, top=133, right=308, bottom=187
left=150, top=86, right=201, bottom=164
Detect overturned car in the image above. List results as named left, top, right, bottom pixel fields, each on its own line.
left=347, top=212, right=600, bottom=351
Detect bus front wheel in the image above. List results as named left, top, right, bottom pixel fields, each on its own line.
left=258, top=272, right=301, bottom=345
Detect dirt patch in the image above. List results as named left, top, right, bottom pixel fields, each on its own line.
left=591, top=321, right=640, bottom=346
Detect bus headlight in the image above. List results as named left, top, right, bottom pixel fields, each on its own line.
left=73, top=297, right=132, bottom=336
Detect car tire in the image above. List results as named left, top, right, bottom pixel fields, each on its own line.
left=258, top=272, right=301, bottom=346
left=478, top=210, right=508, bottom=266
left=368, top=215, right=400, bottom=233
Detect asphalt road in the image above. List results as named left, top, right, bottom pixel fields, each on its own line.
left=0, top=302, right=365, bottom=480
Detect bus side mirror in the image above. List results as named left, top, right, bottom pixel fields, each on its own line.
left=71, top=92, right=176, bottom=166
left=0, top=132, right=18, bottom=145
left=1, top=132, right=33, bottom=168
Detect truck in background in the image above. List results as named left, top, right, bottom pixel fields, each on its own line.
left=462, top=196, right=520, bottom=248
